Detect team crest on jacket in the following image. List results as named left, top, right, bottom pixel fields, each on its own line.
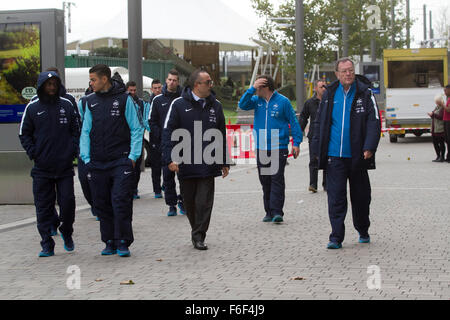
left=111, top=100, right=120, bottom=116
left=355, top=98, right=365, bottom=113
left=59, top=107, right=68, bottom=124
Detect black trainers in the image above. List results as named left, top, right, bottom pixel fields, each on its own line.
left=60, top=233, right=74, bottom=252
left=117, top=240, right=130, bottom=257
left=101, top=240, right=116, bottom=255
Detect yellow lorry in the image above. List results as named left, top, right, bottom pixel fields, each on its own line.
left=383, top=48, right=449, bottom=142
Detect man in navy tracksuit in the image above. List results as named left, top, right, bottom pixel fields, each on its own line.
left=146, top=79, right=164, bottom=197
left=19, top=71, right=79, bottom=257
left=238, top=75, right=303, bottom=223
left=149, top=70, right=185, bottom=216
left=162, top=69, right=230, bottom=250
left=30, top=67, right=82, bottom=228
left=311, top=58, right=381, bottom=249
left=126, top=81, right=149, bottom=200
left=80, top=64, right=144, bottom=257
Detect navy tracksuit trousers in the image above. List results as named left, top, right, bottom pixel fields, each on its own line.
left=33, top=175, right=75, bottom=251
left=132, top=154, right=142, bottom=196
left=77, top=157, right=98, bottom=216
left=163, top=166, right=183, bottom=207
left=326, top=157, right=371, bottom=244
left=256, top=149, right=288, bottom=218
left=88, top=158, right=135, bottom=246
left=149, top=144, right=162, bottom=194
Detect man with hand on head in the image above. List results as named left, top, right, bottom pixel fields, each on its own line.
left=238, top=75, right=302, bottom=224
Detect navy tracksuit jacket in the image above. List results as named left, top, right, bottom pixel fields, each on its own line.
left=311, top=75, right=381, bottom=244
left=162, top=86, right=229, bottom=241
left=149, top=84, right=183, bottom=206
left=79, top=80, right=144, bottom=246
left=19, top=71, right=79, bottom=252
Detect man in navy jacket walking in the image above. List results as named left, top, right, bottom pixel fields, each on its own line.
left=311, top=58, right=381, bottom=249
left=80, top=64, right=144, bottom=257
left=149, top=70, right=185, bottom=216
left=19, top=71, right=79, bottom=257
left=162, top=69, right=229, bottom=250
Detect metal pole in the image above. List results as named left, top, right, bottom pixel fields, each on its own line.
left=406, top=0, right=410, bottom=48
left=391, top=0, right=395, bottom=48
left=429, top=10, right=433, bottom=47
left=128, top=0, right=143, bottom=97
left=295, top=0, right=304, bottom=113
left=342, top=0, right=349, bottom=57
left=423, top=5, right=427, bottom=43
left=371, top=29, right=376, bottom=62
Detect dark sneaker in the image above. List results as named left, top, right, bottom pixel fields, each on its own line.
left=167, top=206, right=177, bottom=216
left=359, top=236, right=370, bottom=243
left=117, top=240, right=130, bottom=257
left=155, top=193, right=163, bottom=199
left=178, top=201, right=186, bottom=215
left=38, top=250, right=54, bottom=257
left=327, top=242, right=342, bottom=249
left=262, top=215, right=272, bottom=222
left=60, top=233, right=74, bottom=252
left=101, top=240, right=116, bottom=255
left=272, top=215, right=283, bottom=223
left=308, top=185, right=317, bottom=193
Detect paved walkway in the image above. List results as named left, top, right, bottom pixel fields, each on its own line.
left=0, top=136, right=449, bottom=300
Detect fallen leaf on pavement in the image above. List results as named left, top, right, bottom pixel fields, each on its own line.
left=95, top=279, right=103, bottom=282
left=291, top=277, right=305, bottom=281
left=156, top=259, right=163, bottom=262
left=120, top=280, right=135, bottom=285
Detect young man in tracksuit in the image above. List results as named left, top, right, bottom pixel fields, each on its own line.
left=238, top=75, right=302, bottom=223
left=311, top=58, right=381, bottom=249
left=149, top=70, right=185, bottom=216
left=145, top=79, right=164, bottom=197
left=80, top=64, right=144, bottom=257
left=19, top=71, right=79, bottom=257
left=126, top=81, right=149, bottom=200
left=162, top=69, right=230, bottom=250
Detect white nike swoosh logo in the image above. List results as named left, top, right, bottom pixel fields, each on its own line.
left=124, top=171, right=132, bottom=175
left=91, top=103, right=99, bottom=107
left=185, top=108, right=193, bottom=112
left=37, top=111, right=45, bottom=115
left=162, top=103, right=168, bottom=106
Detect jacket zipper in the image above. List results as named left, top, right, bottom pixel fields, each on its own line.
left=340, top=89, right=346, bottom=157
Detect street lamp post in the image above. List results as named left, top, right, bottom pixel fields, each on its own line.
left=295, top=0, right=304, bottom=114
left=128, top=0, right=143, bottom=97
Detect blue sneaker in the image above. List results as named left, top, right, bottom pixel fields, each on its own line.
left=101, top=240, right=117, bottom=255
left=39, top=250, right=54, bottom=257
left=178, top=201, right=186, bottom=215
left=96, top=216, right=100, bottom=221
left=60, top=233, right=74, bottom=252
left=167, top=206, right=177, bottom=216
left=262, top=215, right=272, bottom=222
left=272, top=215, right=283, bottom=223
left=117, top=240, right=130, bottom=257
left=327, top=242, right=342, bottom=249
left=359, top=235, right=370, bottom=243
left=155, top=193, right=163, bottom=199
left=133, top=194, right=140, bottom=200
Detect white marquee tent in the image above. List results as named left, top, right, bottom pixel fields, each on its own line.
left=67, top=0, right=261, bottom=50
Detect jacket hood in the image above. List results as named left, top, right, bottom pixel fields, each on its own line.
left=162, top=83, right=182, bottom=97
left=37, top=71, right=62, bottom=102
left=181, top=86, right=217, bottom=106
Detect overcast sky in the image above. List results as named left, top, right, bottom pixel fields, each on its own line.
left=0, top=0, right=448, bottom=47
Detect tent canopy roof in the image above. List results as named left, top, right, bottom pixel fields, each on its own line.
left=67, top=0, right=260, bottom=50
